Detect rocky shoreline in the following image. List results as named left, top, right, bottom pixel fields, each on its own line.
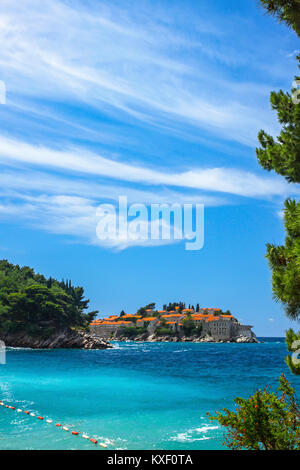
left=0, top=329, right=112, bottom=349
left=115, top=333, right=259, bottom=343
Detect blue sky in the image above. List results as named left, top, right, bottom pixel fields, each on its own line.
left=0, top=0, right=299, bottom=335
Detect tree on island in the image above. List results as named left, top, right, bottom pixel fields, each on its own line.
left=220, top=309, right=232, bottom=316
left=211, top=0, right=300, bottom=449
left=164, top=301, right=185, bottom=311
left=182, top=315, right=197, bottom=336
left=136, top=302, right=156, bottom=316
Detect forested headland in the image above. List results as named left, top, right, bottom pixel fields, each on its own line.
left=0, top=259, right=97, bottom=339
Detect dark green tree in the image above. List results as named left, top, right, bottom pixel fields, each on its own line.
left=266, top=199, right=300, bottom=322
left=256, top=73, right=300, bottom=373
left=211, top=1, right=300, bottom=449
left=0, top=260, right=97, bottom=336
left=136, top=302, right=156, bottom=316
left=255, top=0, right=300, bottom=373
left=259, top=0, right=300, bottom=36
left=256, top=64, right=300, bottom=183
left=182, top=315, right=196, bottom=336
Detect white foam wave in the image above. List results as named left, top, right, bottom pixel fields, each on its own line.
left=169, top=424, right=219, bottom=443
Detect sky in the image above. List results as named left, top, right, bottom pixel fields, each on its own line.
left=0, top=0, right=299, bottom=335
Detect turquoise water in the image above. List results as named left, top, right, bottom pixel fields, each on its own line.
left=0, top=338, right=299, bottom=450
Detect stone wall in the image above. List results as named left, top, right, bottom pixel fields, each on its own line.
left=202, top=318, right=233, bottom=340
left=232, top=323, right=254, bottom=339
left=91, top=322, right=134, bottom=339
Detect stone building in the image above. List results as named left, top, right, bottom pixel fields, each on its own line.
left=89, top=308, right=256, bottom=342
left=202, top=317, right=234, bottom=340
left=90, top=321, right=134, bottom=338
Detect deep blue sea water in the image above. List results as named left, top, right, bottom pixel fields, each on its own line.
left=0, top=338, right=299, bottom=450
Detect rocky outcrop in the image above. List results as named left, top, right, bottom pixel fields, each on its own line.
left=234, top=335, right=258, bottom=343
left=0, top=329, right=112, bottom=349
left=114, top=332, right=258, bottom=343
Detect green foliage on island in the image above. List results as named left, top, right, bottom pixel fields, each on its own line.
left=220, top=309, right=232, bottom=316
left=163, top=302, right=186, bottom=311
left=156, top=327, right=175, bottom=337
left=0, top=260, right=97, bottom=336
left=136, top=303, right=156, bottom=316
left=210, top=375, right=300, bottom=450
left=181, top=316, right=194, bottom=335
left=181, top=317, right=202, bottom=336
left=121, top=326, right=147, bottom=338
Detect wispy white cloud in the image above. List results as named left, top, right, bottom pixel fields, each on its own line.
left=287, top=50, right=299, bottom=58
left=0, top=0, right=283, bottom=147
left=0, top=0, right=297, bottom=251
left=0, top=168, right=225, bottom=207
left=0, top=135, right=294, bottom=198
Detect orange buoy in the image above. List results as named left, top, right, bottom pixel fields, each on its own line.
left=3, top=402, right=108, bottom=448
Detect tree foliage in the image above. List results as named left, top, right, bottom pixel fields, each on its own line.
left=212, top=2, right=300, bottom=452
left=136, top=302, right=156, bottom=315
left=286, top=328, right=300, bottom=374
left=210, top=375, right=300, bottom=450
left=181, top=316, right=196, bottom=335
left=255, top=2, right=300, bottom=376
left=0, top=260, right=97, bottom=335
left=266, top=199, right=300, bottom=320
left=259, top=0, right=300, bottom=37
left=256, top=63, right=300, bottom=183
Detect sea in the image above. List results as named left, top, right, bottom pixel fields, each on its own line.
left=0, top=338, right=299, bottom=450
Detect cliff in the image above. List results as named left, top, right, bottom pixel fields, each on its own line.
left=0, top=329, right=112, bottom=349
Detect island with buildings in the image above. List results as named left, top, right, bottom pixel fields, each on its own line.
left=90, top=303, right=258, bottom=343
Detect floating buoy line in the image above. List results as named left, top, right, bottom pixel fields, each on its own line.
left=0, top=400, right=108, bottom=448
